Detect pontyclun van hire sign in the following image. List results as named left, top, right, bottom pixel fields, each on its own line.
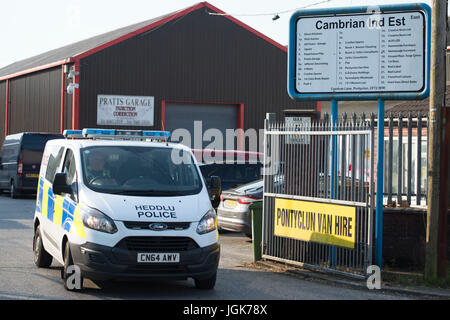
left=97, top=94, right=154, bottom=126
left=274, top=198, right=356, bottom=249
left=287, top=3, right=431, bottom=101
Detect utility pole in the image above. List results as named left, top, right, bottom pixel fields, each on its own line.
left=425, top=0, right=447, bottom=281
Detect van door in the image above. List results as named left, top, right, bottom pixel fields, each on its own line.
left=0, top=138, right=20, bottom=190
left=37, top=145, right=65, bottom=257
left=0, top=139, right=11, bottom=188
left=49, top=148, right=79, bottom=253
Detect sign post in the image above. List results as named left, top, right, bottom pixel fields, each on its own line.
left=330, top=99, right=338, bottom=267
left=376, top=98, right=385, bottom=268
left=288, top=3, right=431, bottom=269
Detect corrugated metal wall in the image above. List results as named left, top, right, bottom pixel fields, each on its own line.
left=446, top=53, right=450, bottom=82
left=8, top=67, right=61, bottom=134
left=79, top=8, right=315, bottom=135
left=0, top=81, right=5, bottom=142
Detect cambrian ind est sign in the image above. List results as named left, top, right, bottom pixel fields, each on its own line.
left=274, top=198, right=356, bottom=248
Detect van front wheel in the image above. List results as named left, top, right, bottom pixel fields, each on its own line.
left=194, top=272, right=217, bottom=290
left=62, top=241, right=84, bottom=291
left=33, top=226, right=53, bottom=268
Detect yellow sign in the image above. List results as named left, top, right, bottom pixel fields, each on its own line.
left=274, top=198, right=356, bottom=248
left=25, top=173, right=39, bottom=178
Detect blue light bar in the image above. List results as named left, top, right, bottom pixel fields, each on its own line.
left=63, top=130, right=83, bottom=138
left=77, top=128, right=171, bottom=141
left=142, top=131, right=171, bottom=138
left=115, top=130, right=142, bottom=136
left=82, top=129, right=115, bottom=136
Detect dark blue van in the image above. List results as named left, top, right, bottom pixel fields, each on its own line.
left=0, top=132, right=63, bottom=198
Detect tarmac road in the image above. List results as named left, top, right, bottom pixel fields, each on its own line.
left=0, top=193, right=411, bottom=300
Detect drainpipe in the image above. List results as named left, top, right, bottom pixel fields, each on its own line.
left=4, top=79, right=9, bottom=137
left=60, top=65, right=66, bottom=133
left=71, top=59, right=80, bottom=130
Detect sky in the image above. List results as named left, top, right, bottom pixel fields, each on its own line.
left=0, top=0, right=438, bottom=69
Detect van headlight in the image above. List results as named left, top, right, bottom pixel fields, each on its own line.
left=196, top=209, right=217, bottom=235
left=82, top=207, right=118, bottom=234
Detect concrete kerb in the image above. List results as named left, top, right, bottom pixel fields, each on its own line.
left=252, top=259, right=450, bottom=299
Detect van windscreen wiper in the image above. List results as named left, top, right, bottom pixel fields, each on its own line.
left=107, top=190, right=175, bottom=196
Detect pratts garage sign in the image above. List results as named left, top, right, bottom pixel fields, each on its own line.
left=274, top=198, right=356, bottom=248
left=97, top=94, right=154, bottom=126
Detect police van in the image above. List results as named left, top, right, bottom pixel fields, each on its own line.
left=33, top=129, right=221, bottom=290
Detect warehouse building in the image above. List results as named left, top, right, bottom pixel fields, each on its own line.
left=0, top=2, right=316, bottom=149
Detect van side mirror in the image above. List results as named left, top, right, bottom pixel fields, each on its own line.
left=208, top=176, right=221, bottom=208
left=53, top=173, right=73, bottom=195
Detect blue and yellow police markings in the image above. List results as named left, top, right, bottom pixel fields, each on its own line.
left=47, top=186, right=54, bottom=222
left=36, top=177, right=86, bottom=238
left=72, top=206, right=86, bottom=238
left=36, top=178, right=44, bottom=214
left=62, top=199, right=75, bottom=232
left=53, top=196, right=65, bottom=228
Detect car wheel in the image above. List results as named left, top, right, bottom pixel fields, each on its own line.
left=62, top=241, right=83, bottom=291
left=194, top=272, right=217, bottom=290
left=10, top=182, right=19, bottom=199
left=245, top=232, right=253, bottom=239
left=33, top=226, right=53, bottom=268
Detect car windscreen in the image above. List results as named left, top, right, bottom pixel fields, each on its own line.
left=200, top=163, right=262, bottom=190
left=233, top=179, right=263, bottom=193
left=81, top=146, right=203, bottom=196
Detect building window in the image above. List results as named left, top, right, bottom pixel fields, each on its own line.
left=383, top=136, right=427, bottom=203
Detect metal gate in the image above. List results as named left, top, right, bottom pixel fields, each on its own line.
left=262, top=113, right=375, bottom=278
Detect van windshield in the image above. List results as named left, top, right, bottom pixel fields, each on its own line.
left=80, top=146, right=203, bottom=196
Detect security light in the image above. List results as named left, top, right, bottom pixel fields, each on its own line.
left=67, top=70, right=80, bottom=79
left=67, top=83, right=79, bottom=94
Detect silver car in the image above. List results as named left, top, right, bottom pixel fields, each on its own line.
left=217, top=180, right=263, bottom=238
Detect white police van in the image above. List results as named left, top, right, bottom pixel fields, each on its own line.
left=32, top=129, right=221, bottom=290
